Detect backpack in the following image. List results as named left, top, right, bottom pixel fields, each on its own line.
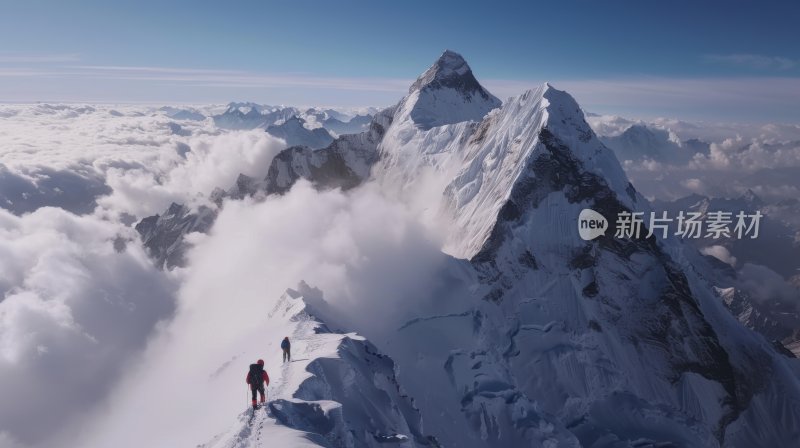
left=248, top=363, right=263, bottom=387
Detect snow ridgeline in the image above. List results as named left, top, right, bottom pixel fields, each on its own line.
left=201, top=283, right=435, bottom=448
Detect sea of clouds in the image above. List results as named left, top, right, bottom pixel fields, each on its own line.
left=586, top=113, right=800, bottom=204
left=0, top=104, right=286, bottom=446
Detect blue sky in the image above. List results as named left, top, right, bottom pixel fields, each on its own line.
left=1, top=0, right=799, bottom=121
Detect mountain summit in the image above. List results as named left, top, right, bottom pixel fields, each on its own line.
left=402, top=50, right=500, bottom=129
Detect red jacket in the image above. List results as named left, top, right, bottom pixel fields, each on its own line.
left=246, top=370, right=270, bottom=386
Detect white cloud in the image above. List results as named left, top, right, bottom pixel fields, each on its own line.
left=705, top=54, right=797, bottom=71
left=0, top=207, right=177, bottom=447
left=585, top=111, right=800, bottom=203
left=0, top=103, right=286, bottom=220
left=0, top=64, right=411, bottom=93
left=487, top=77, right=800, bottom=122
left=0, top=54, right=80, bottom=63
left=0, top=103, right=301, bottom=447
left=737, top=263, right=800, bottom=305
left=0, top=102, right=457, bottom=445
left=701, top=245, right=737, bottom=267
left=681, top=178, right=704, bottom=192
left=97, top=129, right=285, bottom=218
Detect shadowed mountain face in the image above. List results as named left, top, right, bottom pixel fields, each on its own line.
left=321, top=114, right=372, bottom=135
left=650, top=192, right=800, bottom=356
left=135, top=202, right=216, bottom=269
left=212, top=104, right=299, bottom=130
left=135, top=51, right=800, bottom=447
left=404, top=49, right=500, bottom=130
left=653, top=192, right=800, bottom=278
left=0, top=165, right=111, bottom=216
left=265, top=116, right=334, bottom=150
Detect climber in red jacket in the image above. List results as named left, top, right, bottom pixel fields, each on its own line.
left=246, top=359, right=270, bottom=409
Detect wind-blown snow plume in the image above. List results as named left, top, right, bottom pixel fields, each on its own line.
left=75, top=180, right=452, bottom=447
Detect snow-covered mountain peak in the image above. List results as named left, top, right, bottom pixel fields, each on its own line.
left=409, top=49, right=471, bottom=91
left=438, top=82, right=634, bottom=259
left=376, top=81, right=632, bottom=259
left=400, top=50, right=500, bottom=130
left=279, top=115, right=307, bottom=129
left=741, top=188, right=763, bottom=207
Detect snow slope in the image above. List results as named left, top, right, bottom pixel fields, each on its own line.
left=79, top=279, right=434, bottom=448
left=201, top=284, right=433, bottom=448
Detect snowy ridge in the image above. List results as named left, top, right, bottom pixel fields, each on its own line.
left=213, top=104, right=299, bottom=130
left=322, top=114, right=373, bottom=136
left=443, top=84, right=634, bottom=259
left=263, top=106, right=394, bottom=195
left=202, top=283, right=433, bottom=448
left=599, top=124, right=698, bottom=163
left=212, top=103, right=375, bottom=134
left=266, top=116, right=334, bottom=150
left=135, top=202, right=216, bottom=269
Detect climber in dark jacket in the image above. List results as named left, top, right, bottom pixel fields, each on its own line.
left=281, top=337, right=291, bottom=362
left=246, top=359, right=270, bottom=409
